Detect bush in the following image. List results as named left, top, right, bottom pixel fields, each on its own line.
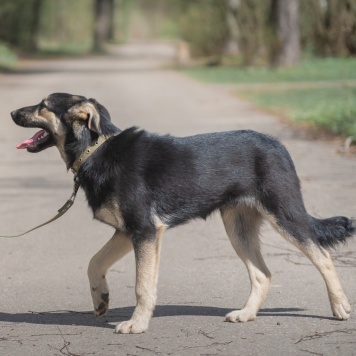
left=178, top=1, right=229, bottom=60
left=0, top=42, right=17, bottom=69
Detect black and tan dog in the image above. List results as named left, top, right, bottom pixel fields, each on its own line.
left=11, top=93, right=355, bottom=333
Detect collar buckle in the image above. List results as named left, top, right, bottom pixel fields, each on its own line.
left=71, top=135, right=109, bottom=174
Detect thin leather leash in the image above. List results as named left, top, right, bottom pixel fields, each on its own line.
left=0, top=135, right=109, bottom=238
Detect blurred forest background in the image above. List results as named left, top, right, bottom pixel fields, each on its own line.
left=0, top=0, right=355, bottom=138
left=0, top=0, right=355, bottom=64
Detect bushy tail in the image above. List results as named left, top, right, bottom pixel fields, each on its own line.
left=310, top=215, right=356, bottom=249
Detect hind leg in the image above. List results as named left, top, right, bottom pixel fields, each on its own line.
left=295, top=241, right=351, bottom=320
left=268, top=215, right=351, bottom=320
left=221, top=205, right=271, bottom=322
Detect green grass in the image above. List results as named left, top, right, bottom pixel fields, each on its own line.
left=241, top=86, right=356, bottom=137
left=184, top=57, right=356, bottom=84
left=183, top=57, right=356, bottom=138
left=0, top=42, right=17, bottom=69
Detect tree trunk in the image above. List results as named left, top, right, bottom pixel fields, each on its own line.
left=226, top=0, right=240, bottom=54
left=235, top=0, right=265, bottom=66
left=107, top=0, right=115, bottom=41
left=276, top=0, right=300, bottom=66
left=310, top=0, right=355, bottom=56
left=93, top=0, right=111, bottom=51
left=28, top=0, right=44, bottom=52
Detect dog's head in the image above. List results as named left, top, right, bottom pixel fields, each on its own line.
left=11, top=93, right=118, bottom=166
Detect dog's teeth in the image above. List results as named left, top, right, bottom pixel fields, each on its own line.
left=36, top=132, right=48, bottom=141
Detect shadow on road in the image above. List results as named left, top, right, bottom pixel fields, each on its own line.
left=0, top=305, right=335, bottom=330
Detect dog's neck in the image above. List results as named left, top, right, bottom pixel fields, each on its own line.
left=64, top=122, right=120, bottom=171
left=71, top=135, right=110, bottom=174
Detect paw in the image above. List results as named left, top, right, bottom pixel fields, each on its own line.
left=92, top=290, right=110, bottom=317
left=332, top=299, right=351, bottom=320
left=115, top=319, right=149, bottom=334
left=225, top=309, right=256, bottom=323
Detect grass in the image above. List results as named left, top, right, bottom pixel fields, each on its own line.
left=184, top=57, right=356, bottom=83
left=0, top=42, right=17, bottom=70
left=241, top=86, right=356, bottom=138
left=183, top=57, right=356, bottom=138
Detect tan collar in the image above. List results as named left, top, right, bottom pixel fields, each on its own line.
left=71, top=135, right=109, bottom=174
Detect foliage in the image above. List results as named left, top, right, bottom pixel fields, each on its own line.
left=233, top=0, right=271, bottom=66
left=178, top=1, right=230, bottom=60
left=0, top=0, right=355, bottom=62
left=39, top=0, right=93, bottom=52
left=0, top=42, right=17, bottom=69
left=0, top=0, right=42, bottom=52
left=303, top=0, right=356, bottom=56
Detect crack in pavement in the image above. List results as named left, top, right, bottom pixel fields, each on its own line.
left=295, top=328, right=356, bottom=344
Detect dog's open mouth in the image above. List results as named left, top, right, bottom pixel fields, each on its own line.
left=16, top=129, right=54, bottom=153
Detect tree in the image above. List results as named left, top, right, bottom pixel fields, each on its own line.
left=27, top=0, right=44, bottom=52
left=107, top=0, right=116, bottom=42
left=269, top=0, right=300, bottom=66
left=231, top=0, right=267, bottom=66
left=93, top=0, right=113, bottom=51
left=0, top=0, right=44, bottom=52
left=178, top=1, right=230, bottom=63
left=308, top=0, right=356, bottom=56
left=227, top=0, right=301, bottom=67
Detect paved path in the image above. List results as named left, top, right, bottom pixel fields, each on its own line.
left=0, top=44, right=355, bottom=356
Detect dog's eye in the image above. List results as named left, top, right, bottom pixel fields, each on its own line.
left=39, top=102, right=47, bottom=111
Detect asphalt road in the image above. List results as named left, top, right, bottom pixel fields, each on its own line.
left=0, top=44, right=355, bottom=356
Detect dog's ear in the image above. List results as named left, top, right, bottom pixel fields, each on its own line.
left=67, top=101, right=102, bottom=134
left=86, top=102, right=101, bottom=134
left=88, top=98, right=111, bottom=122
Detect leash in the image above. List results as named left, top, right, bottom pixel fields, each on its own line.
left=1, top=135, right=109, bottom=238
left=0, top=177, right=80, bottom=238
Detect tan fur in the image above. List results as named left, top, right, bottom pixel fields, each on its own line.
left=221, top=205, right=271, bottom=322
left=115, top=227, right=165, bottom=334
left=152, top=211, right=168, bottom=230
left=87, top=231, right=133, bottom=316
left=264, top=217, right=351, bottom=320
left=94, top=200, right=125, bottom=230
left=66, top=102, right=100, bottom=133
left=295, top=243, right=351, bottom=320
left=34, top=108, right=67, bottom=161
left=221, top=203, right=351, bottom=323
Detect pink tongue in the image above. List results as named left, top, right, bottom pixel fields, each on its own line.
left=16, top=130, right=46, bottom=149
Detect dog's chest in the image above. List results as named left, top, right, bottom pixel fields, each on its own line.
left=94, top=200, right=125, bottom=230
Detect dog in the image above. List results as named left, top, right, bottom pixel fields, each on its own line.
left=11, top=93, right=355, bottom=334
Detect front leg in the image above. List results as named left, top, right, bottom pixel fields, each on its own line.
left=88, top=231, right=133, bottom=316
left=115, top=227, right=164, bottom=334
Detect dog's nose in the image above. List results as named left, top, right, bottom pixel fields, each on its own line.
left=11, top=110, right=17, bottom=119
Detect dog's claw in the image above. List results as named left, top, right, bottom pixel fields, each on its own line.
left=225, top=309, right=256, bottom=323
left=93, top=292, right=110, bottom=317
left=95, top=301, right=109, bottom=317
left=115, top=319, right=149, bottom=334
left=332, top=301, right=351, bottom=320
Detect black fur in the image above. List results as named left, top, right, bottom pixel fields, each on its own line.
left=310, top=216, right=356, bottom=248
left=81, top=126, right=355, bottom=247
